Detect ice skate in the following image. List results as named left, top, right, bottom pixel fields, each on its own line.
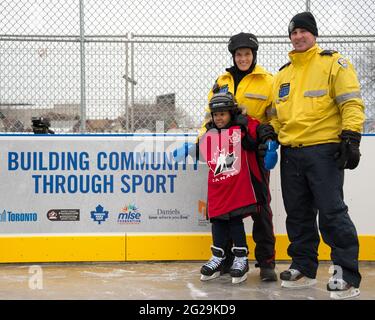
left=200, top=246, right=226, bottom=281
left=327, top=277, right=360, bottom=300
left=280, top=269, right=317, bottom=289
left=230, top=247, right=249, bottom=284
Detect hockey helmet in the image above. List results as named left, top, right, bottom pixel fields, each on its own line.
left=228, top=32, right=259, bottom=54
left=209, top=92, right=237, bottom=114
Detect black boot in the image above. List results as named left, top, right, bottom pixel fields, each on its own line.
left=255, top=262, right=277, bottom=282
left=260, top=267, right=278, bottom=282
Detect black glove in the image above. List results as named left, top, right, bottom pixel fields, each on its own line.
left=257, top=124, right=277, bottom=144
left=257, top=143, right=267, bottom=158
left=241, top=133, right=257, bottom=151
left=334, top=130, right=361, bottom=170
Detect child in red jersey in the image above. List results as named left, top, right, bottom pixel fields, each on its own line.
left=199, top=92, right=267, bottom=284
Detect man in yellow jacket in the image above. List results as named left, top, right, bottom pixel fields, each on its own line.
left=200, top=33, right=277, bottom=282
left=268, top=11, right=365, bottom=299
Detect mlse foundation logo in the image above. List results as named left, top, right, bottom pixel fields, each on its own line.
left=117, top=204, right=141, bottom=224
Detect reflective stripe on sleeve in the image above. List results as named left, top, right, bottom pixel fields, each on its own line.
left=335, top=91, right=362, bottom=104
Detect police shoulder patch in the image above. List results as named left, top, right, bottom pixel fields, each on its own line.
left=218, top=84, right=229, bottom=93
left=279, top=83, right=290, bottom=98
left=320, top=50, right=338, bottom=56
left=279, top=61, right=291, bottom=71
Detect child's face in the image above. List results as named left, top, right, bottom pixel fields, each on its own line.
left=213, top=111, right=231, bottom=129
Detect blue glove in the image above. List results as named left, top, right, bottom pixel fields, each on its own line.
left=173, top=142, right=195, bottom=162
left=264, top=140, right=279, bottom=170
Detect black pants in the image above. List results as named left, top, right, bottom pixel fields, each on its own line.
left=211, top=216, right=247, bottom=249
left=223, top=174, right=276, bottom=268
left=251, top=203, right=276, bottom=268
left=281, top=143, right=361, bottom=288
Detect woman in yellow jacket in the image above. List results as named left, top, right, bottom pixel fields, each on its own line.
left=200, top=32, right=277, bottom=282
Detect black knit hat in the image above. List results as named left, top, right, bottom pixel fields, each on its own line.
left=288, top=12, right=318, bottom=38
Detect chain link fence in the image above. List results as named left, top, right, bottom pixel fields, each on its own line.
left=1, top=0, right=374, bottom=133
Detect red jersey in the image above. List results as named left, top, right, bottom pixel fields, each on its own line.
left=199, top=117, right=262, bottom=218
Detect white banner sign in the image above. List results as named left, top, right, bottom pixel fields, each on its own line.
left=0, top=134, right=210, bottom=233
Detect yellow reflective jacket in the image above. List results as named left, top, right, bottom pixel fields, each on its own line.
left=198, top=65, right=273, bottom=138
left=270, top=44, right=365, bottom=147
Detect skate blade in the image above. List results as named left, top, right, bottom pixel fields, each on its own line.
left=232, top=274, right=247, bottom=284
left=200, top=272, right=220, bottom=281
left=281, top=278, right=317, bottom=289
left=330, top=288, right=360, bottom=300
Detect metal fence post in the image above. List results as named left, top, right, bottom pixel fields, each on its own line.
left=79, top=0, right=86, bottom=132
left=306, top=0, right=311, bottom=12
left=130, top=32, right=135, bottom=132
left=125, top=33, right=129, bottom=132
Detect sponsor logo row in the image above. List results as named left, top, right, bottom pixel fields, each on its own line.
left=0, top=202, right=209, bottom=226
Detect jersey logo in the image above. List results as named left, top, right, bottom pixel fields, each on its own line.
left=208, top=147, right=238, bottom=177
left=279, top=83, right=290, bottom=98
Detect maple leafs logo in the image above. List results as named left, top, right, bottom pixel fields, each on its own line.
left=90, top=204, right=109, bottom=225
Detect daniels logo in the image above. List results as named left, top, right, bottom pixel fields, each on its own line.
left=208, top=147, right=238, bottom=177
left=117, top=204, right=141, bottom=224
left=0, top=209, right=38, bottom=222
left=157, top=209, right=180, bottom=215
left=149, top=208, right=188, bottom=221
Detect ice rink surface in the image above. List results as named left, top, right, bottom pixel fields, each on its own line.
left=0, top=261, right=374, bottom=300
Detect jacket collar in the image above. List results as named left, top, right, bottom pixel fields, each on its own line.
left=225, top=64, right=269, bottom=78
left=288, top=44, right=321, bottom=66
